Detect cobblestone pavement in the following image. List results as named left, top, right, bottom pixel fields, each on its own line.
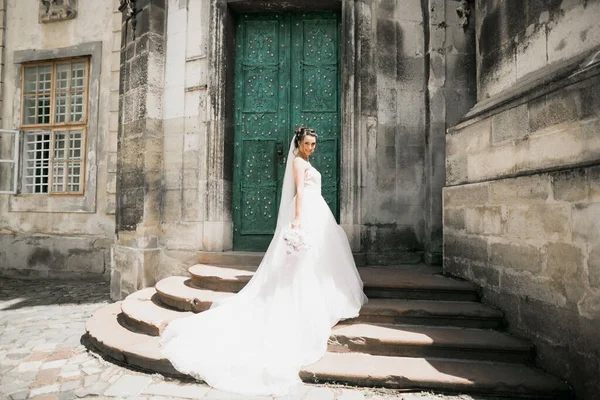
left=0, top=277, right=494, bottom=400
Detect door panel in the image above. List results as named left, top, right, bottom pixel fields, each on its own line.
left=291, top=13, right=341, bottom=221
left=233, top=12, right=340, bottom=251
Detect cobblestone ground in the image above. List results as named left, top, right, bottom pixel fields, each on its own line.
left=0, top=277, right=494, bottom=400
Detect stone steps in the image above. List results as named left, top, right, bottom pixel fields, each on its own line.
left=328, top=323, right=533, bottom=363
left=120, top=289, right=531, bottom=363
left=351, top=298, right=503, bottom=329
left=188, top=264, right=480, bottom=301
left=154, top=276, right=233, bottom=313
left=301, top=352, right=571, bottom=399
left=86, top=303, right=570, bottom=399
left=154, top=274, right=502, bottom=328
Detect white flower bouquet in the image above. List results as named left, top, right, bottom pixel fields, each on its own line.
left=282, top=225, right=311, bottom=254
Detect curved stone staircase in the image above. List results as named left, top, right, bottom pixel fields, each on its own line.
left=85, top=252, right=572, bottom=399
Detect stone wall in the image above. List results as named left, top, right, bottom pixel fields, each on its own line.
left=152, top=0, right=475, bottom=272
left=476, top=0, right=600, bottom=100
left=444, top=38, right=600, bottom=398
left=0, top=0, right=116, bottom=281
left=111, top=0, right=167, bottom=299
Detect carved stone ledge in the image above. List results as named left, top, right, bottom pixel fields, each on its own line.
left=39, top=0, right=77, bottom=23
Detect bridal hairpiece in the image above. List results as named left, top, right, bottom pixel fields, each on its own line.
left=282, top=225, right=311, bottom=254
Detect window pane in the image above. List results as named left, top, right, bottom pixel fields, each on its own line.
left=23, top=97, right=37, bottom=125
left=37, top=96, right=51, bottom=124
left=55, top=63, right=70, bottom=92
left=54, top=131, right=67, bottom=160
left=52, top=161, right=66, bottom=192
left=70, top=93, right=84, bottom=122
left=38, top=66, right=52, bottom=94
left=24, top=67, right=37, bottom=94
left=68, top=162, right=81, bottom=192
left=69, top=130, right=83, bottom=160
left=71, top=62, right=86, bottom=90
left=24, top=132, right=51, bottom=194
left=55, top=93, right=68, bottom=123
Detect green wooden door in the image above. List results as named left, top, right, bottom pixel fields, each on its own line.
left=233, top=12, right=341, bottom=251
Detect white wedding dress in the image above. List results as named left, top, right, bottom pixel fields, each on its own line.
left=159, top=140, right=368, bottom=396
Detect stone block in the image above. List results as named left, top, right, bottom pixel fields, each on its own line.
left=444, top=233, right=489, bottom=264
left=202, top=221, right=233, bottom=252
left=546, top=1, right=600, bottom=65
left=445, top=153, right=467, bottom=185
left=489, top=174, right=550, bottom=204
left=528, top=88, right=583, bottom=134
left=467, top=144, right=515, bottom=182
left=106, top=172, right=117, bottom=194
left=443, top=207, right=465, bottom=231
left=464, top=206, right=503, bottom=235
left=546, top=242, right=585, bottom=305
left=500, top=269, right=565, bottom=307
left=490, top=242, right=542, bottom=273
left=532, top=340, right=573, bottom=390
left=589, top=166, right=600, bottom=202
left=110, top=268, right=121, bottom=301
left=515, top=24, right=547, bottom=79
left=376, top=145, right=396, bottom=190
left=447, top=119, right=492, bottom=156
left=478, top=42, right=517, bottom=100
left=481, top=288, right=520, bottom=330
left=572, top=203, right=600, bottom=243
left=470, top=264, right=500, bottom=287
left=551, top=169, right=588, bottom=202
left=519, top=297, right=579, bottom=347
left=491, top=104, right=529, bottom=144
left=443, top=256, right=469, bottom=279
left=505, top=205, right=569, bottom=240
left=443, top=184, right=489, bottom=207
left=66, top=251, right=106, bottom=275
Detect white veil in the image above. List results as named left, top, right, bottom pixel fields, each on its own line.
left=275, top=137, right=297, bottom=232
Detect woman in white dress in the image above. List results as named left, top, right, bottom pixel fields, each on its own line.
left=159, top=127, right=368, bottom=396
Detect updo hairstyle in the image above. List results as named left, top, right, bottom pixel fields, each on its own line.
left=294, top=126, right=318, bottom=149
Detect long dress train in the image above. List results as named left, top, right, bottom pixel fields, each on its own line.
left=159, top=163, right=368, bottom=396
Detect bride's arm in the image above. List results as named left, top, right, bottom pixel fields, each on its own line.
left=292, top=158, right=306, bottom=229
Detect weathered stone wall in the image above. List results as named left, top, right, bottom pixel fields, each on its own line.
left=158, top=0, right=212, bottom=279
left=0, top=0, right=116, bottom=281
left=444, top=37, right=600, bottom=398
left=476, top=0, right=600, bottom=100
left=111, top=0, right=167, bottom=299
left=154, top=0, right=475, bottom=270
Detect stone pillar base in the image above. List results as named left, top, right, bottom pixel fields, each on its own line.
left=110, top=244, right=159, bottom=301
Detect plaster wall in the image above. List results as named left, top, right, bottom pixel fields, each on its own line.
left=0, top=0, right=116, bottom=280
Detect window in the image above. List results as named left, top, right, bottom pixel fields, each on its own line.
left=20, top=58, right=89, bottom=194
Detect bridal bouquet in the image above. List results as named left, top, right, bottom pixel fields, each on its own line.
left=282, top=225, right=311, bottom=254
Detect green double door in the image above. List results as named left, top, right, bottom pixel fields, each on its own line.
left=232, top=12, right=341, bottom=251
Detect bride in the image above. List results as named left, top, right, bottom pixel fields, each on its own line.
left=159, top=126, right=368, bottom=396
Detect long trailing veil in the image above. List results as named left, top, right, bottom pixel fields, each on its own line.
left=159, top=137, right=367, bottom=396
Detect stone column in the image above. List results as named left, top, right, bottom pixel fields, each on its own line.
left=111, top=0, right=166, bottom=300
left=423, top=0, right=476, bottom=265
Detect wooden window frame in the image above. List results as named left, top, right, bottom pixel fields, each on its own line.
left=19, top=57, right=90, bottom=196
